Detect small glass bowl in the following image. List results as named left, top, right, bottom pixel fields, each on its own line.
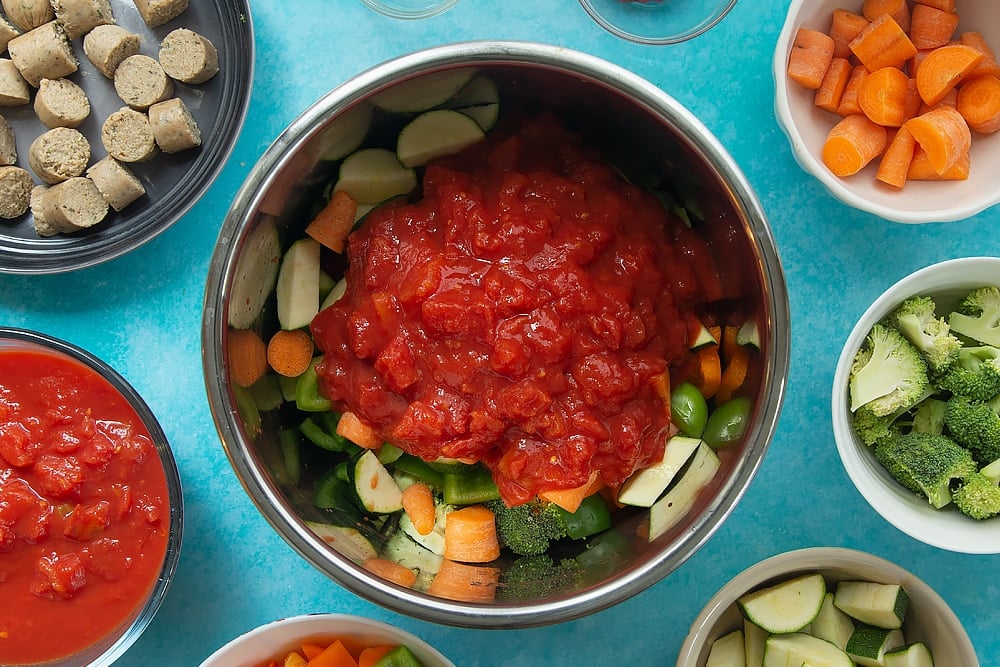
left=359, top=0, right=460, bottom=19
left=579, top=0, right=738, bottom=45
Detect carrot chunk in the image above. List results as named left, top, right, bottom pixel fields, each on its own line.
left=335, top=411, right=381, bottom=449
left=822, top=113, right=888, bottom=177
left=362, top=557, right=418, bottom=588
left=443, top=504, right=500, bottom=563
left=956, top=74, right=1000, bottom=134
left=960, top=32, right=1000, bottom=80
left=829, top=9, right=870, bottom=59
left=904, top=105, right=971, bottom=174
left=858, top=66, right=911, bottom=126
left=427, top=559, right=499, bottom=603
left=815, top=57, right=853, bottom=113
left=862, top=0, right=911, bottom=34
left=837, top=66, right=870, bottom=116
left=914, top=0, right=955, bottom=12
left=305, top=640, right=358, bottom=667
left=849, top=13, right=917, bottom=72
left=909, top=3, right=960, bottom=50
left=907, top=144, right=970, bottom=180
left=788, top=27, right=836, bottom=90
left=228, top=328, right=268, bottom=388
left=305, top=189, right=358, bottom=253
left=876, top=126, right=917, bottom=188
left=267, top=328, right=314, bottom=377
left=401, top=482, right=436, bottom=535
left=539, top=470, right=603, bottom=514
left=915, top=43, right=984, bottom=105
left=358, top=646, right=395, bottom=667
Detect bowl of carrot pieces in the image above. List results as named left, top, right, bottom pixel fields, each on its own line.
left=199, top=613, right=455, bottom=667
left=774, top=0, right=1000, bottom=223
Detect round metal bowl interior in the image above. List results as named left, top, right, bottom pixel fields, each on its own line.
left=203, top=41, right=790, bottom=629
left=0, top=328, right=184, bottom=666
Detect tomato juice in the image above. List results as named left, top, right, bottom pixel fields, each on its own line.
left=312, top=113, right=740, bottom=506
left=0, top=340, right=173, bottom=665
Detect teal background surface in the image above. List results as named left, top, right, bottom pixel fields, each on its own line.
left=1, top=1, right=998, bottom=665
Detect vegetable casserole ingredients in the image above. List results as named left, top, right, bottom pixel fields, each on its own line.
left=311, top=114, right=718, bottom=506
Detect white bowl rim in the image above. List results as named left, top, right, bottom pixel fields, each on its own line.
left=199, top=613, right=455, bottom=667
left=772, top=0, right=1000, bottom=224
left=674, top=546, right=978, bottom=666
left=832, top=256, right=1000, bottom=554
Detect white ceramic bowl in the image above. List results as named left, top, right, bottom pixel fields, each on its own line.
left=773, top=0, right=1000, bottom=223
left=199, top=614, right=454, bottom=667
left=675, top=547, right=979, bottom=666
left=832, top=256, right=1000, bottom=553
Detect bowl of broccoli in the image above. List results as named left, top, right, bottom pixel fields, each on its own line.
left=833, top=255, right=1000, bottom=553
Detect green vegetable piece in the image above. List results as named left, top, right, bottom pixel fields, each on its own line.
left=702, top=397, right=752, bottom=449
left=575, top=529, right=633, bottom=580
left=278, top=427, right=301, bottom=486
left=377, top=442, right=405, bottom=465
left=873, top=431, right=977, bottom=508
left=486, top=498, right=567, bottom=557
left=849, top=324, right=929, bottom=416
left=889, top=295, right=961, bottom=375
left=300, top=416, right=356, bottom=453
left=232, top=384, right=261, bottom=438
left=948, top=285, right=1000, bottom=348
left=496, top=553, right=582, bottom=601
left=557, top=493, right=612, bottom=540
left=442, top=466, right=500, bottom=505
left=393, top=454, right=445, bottom=489
left=953, top=471, right=1000, bottom=520
left=313, top=469, right=361, bottom=518
left=373, top=645, right=425, bottom=667
left=295, top=359, right=332, bottom=412
left=670, top=381, right=709, bottom=438
left=943, top=394, right=1000, bottom=466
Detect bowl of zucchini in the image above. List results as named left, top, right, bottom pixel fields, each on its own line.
left=202, top=41, right=790, bottom=628
left=676, top=547, right=978, bottom=666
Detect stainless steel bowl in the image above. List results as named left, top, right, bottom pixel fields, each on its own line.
left=203, top=41, right=789, bottom=628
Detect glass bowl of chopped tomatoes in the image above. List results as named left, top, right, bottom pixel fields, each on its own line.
left=199, top=613, right=454, bottom=667
left=0, top=328, right=183, bottom=666
left=578, top=0, right=738, bottom=45
left=202, top=41, right=790, bottom=628
left=774, top=0, right=1000, bottom=223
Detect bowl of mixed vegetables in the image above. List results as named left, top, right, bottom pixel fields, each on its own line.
left=675, top=547, right=978, bottom=666
left=202, top=41, right=790, bottom=627
left=199, top=613, right=454, bottom=667
left=833, top=256, right=1000, bottom=553
left=774, top=0, right=1000, bottom=223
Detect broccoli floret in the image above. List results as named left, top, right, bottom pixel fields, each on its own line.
left=943, top=394, right=1000, bottom=466
left=850, top=324, right=930, bottom=416
left=936, top=346, right=1000, bottom=400
left=952, top=472, right=1000, bottom=520
left=496, top=554, right=582, bottom=600
left=852, top=403, right=901, bottom=446
left=889, top=296, right=961, bottom=374
left=911, top=397, right=948, bottom=435
left=949, top=286, right=1000, bottom=348
left=486, top=498, right=567, bottom=557
left=873, top=431, right=977, bottom=508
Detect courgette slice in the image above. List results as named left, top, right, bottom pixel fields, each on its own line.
left=647, top=441, right=720, bottom=540
left=738, top=573, right=826, bottom=634
left=228, top=214, right=281, bottom=329
left=369, top=67, right=477, bottom=113
left=707, top=629, right=747, bottom=667
left=617, top=435, right=701, bottom=507
left=315, top=102, right=373, bottom=161
left=275, top=237, right=321, bottom=331
left=320, top=277, right=347, bottom=312
left=396, top=109, right=486, bottom=168
left=763, top=633, right=854, bottom=667
left=445, top=73, right=501, bottom=131
left=382, top=530, right=444, bottom=577
left=846, top=624, right=905, bottom=667
left=744, top=618, right=767, bottom=667
left=332, top=148, right=417, bottom=205
left=305, top=520, right=378, bottom=564
left=811, top=592, right=855, bottom=651
left=351, top=450, right=404, bottom=514
left=833, top=581, right=909, bottom=630
left=884, top=643, right=934, bottom=667
left=399, top=503, right=450, bottom=556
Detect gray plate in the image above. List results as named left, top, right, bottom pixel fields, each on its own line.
left=0, top=0, right=253, bottom=274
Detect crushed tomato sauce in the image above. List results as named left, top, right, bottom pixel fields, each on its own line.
left=0, top=348, right=170, bottom=665
left=312, top=114, right=724, bottom=506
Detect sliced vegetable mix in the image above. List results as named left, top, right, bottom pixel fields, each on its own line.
left=225, top=69, right=762, bottom=602
left=786, top=0, right=1000, bottom=188
left=261, top=639, right=428, bottom=667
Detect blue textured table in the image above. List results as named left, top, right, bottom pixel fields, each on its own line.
left=1, top=1, right=998, bottom=665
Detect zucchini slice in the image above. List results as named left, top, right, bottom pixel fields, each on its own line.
left=369, top=67, right=477, bottom=113
left=315, top=102, right=373, bottom=161
left=884, top=643, right=934, bottom=667
left=305, top=520, right=378, bottom=564
left=617, top=435, right=701, bottom=507
left=738, top=573, right=826, bottom=634
left=846, top=624, right=905, bottom=667
left=445, top=73, right=501, bottom=131
left=744, top=618, right=767, bottom=667
left=228, top=214, right=281, bottom=329
left=811, top=592, right=856, bottom=651
left=763, top=633, right=854, bottom=667
left=275, top=237, right=321, bottom=331
left=833, top=581, right=909, bottom=630
left=351, top=450, right=404, bottom=514
left=707, top=629, right=747, bottom=667
left=647, top=441, right=720, bottom=540
left=332, top=148, right=417, bottom=205
left=396, top=109, right=486, bottom=168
